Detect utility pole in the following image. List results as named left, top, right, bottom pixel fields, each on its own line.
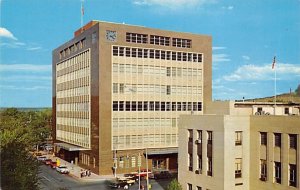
left=146, top=148, right=149, bottom=190
left=113, top=149, right=117, bottom=177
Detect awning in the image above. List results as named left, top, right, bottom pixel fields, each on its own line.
left=146, top=147, right=178, bottom=155
left=54, top=142, right=90, bottom=151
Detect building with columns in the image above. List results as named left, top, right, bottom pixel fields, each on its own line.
left=178, top=101, right=300, bottom=190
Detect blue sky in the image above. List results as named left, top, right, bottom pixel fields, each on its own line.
left=1, top=0, right=300, bottom=107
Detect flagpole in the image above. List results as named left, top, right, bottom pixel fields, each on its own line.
left=273, top=56, right=277, bottom=115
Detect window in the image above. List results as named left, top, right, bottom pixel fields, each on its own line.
left=274, top=133, right=281, bottom=147
left=125, top=101, right=131, bottom=111
left=113, top=101, right=118, bottom=111
left=166, top=85, right=171, bottom=95
left=235, top=158, right=242, bottom=178
left=289, top=134, right=297, bottom=149
left=260, top=159, right=267, bottom=181
left=188, top=153, right=193, bottom=171
left=260, top=132, right=267, bottom=145
left=155, top=101, right=160, bottom=111
left=166, top=67, right=171, bottom=77
left=235, top=131, right=242, bottom=145
left=131, top=101, right=137, bottom=111
left=188, top=184, right=192, bottom=190
left=274, top=162, right=281, bottom=184
left=150, top=35, right=170, bottom=46
left=207, top=157, right=212, bottom=176
left=207, top=131, right=212, bottom=145
left=197, top=155, right=202, bottom=173
left=119, top=101, right=124, bottom=111
left=289, top=164, right=297, bottom=187
left=119, top=83, right=124, bottom=94
left=138, top=101, right=143, bottom=111
left=188, top=129, right=193, bottom=141
left=197, top=187, right=202, bottom=190
left=197, top=102, right=202, bottom=111
left=172, top=38, right=192, bottom=48
left=285, top=107, right=290, bottom=114
left=126, top=32, right=147, bottom=43
left=113, top=83, right=118, bottom=93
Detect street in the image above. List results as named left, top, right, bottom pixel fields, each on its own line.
left=38, top=165, right=171, bottom=190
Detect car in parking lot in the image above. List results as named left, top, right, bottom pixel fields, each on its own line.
left=50, top=161, right=57, bottom=169
left=117, top=177, right=135, bottom=186
left=37, top=156, right=47, bottom=161
left=43, top=158, right=52, bottom=165
left=56, top=165, right=70, bottom=174
left=109, top=179, right=129, bottom=189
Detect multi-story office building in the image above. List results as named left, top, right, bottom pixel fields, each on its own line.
left=52, top=20, right=212, bottom=175
left=178, top=101, right=300, bottom=190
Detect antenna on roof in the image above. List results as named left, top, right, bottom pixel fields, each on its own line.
left=81, top=0, right=85, bottom=31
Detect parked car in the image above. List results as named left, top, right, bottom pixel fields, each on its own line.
left=117, top=177, right=135, bottom=186
left=50, top=161, right=57, bottom=169
left=153, top=170, right=172, bottom=179
left=109, top=179, right=129, bottom=189
left=37, top=156, right=47, bottom=161
left=43, top=144, right=53, bottom=151
left=43, top=158, right=52, bottom=165
left=56, top=165, right=70, bottom=174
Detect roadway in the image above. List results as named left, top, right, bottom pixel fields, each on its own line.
left=38, top=165, right=171, bottom=190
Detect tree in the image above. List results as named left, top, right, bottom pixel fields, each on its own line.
left=0, top=108, right=51, bottom=190
left=166, top=179, right=183, bottom=190
left=296, top=84, right=300, bottom=96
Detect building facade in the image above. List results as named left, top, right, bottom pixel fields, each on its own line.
left=178, top=101, right=300, bottom=190
left=52, top=20, right=212, bottom=175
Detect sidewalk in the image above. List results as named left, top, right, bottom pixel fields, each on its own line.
left=40, top=151, right=116, bottom=182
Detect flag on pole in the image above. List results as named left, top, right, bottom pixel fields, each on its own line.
left=272, top=56, right=276, bottom=69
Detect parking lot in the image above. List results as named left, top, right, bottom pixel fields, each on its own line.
left=36, top=152, right=174, bottom=190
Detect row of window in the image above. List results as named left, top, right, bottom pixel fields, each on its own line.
left=126, top=32, right=192, bottom=48
left=113, top=118, right=177, bottom=128
left=112, top=134, right=177, bottom=150
left=56, top=130, right=89, bottom=148
left=112, top=46, right=202, bottom=62
left=260, top=160, right=297, bottom=187
left=112, top=101, right=202, bottom=112
left=56, top=117, right=89, bottom=128
left=59, top=38, right=86, bottom=59
left=113, top=64, right=202, bottom=78
left=56, top=86, right=90, bottom=99
left=57, top=102, right=89, bottom=112
left=260, top=132, right=297, bottom=149
left=113, top=83, right=202, bottom=96
left=57, top=51, right=90, bottom=77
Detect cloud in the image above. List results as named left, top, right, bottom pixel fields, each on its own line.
left=27, top=47, right=42, bottom=51
left=0, top=64, right=51, bottom=72
left=213, top=54, right=230, bottom=62
left=212, top=46, right=227, bottom=50
left=223, top=63, right=300, bottom=81
left=0, top=27, right=17, bottom=40
left=242, top=55, right=250, bottom=60
left=222, top=5, right=234, bottom=10
left=133, top=0, right=213, bottom=8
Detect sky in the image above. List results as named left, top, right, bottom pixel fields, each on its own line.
left=0, top=0, right=300, bottom=107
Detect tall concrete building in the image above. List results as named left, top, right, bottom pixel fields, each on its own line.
left=178, top=101, right=300, bottom=190
left=52, top=21, right=212, bottom=175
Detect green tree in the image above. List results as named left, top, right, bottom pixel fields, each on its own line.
left=0, top=108, right=51, bottom=190
left=166, top=179, right=183, bottom=190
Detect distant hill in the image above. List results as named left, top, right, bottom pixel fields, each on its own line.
left=244, top=93, right=300, bottom=103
